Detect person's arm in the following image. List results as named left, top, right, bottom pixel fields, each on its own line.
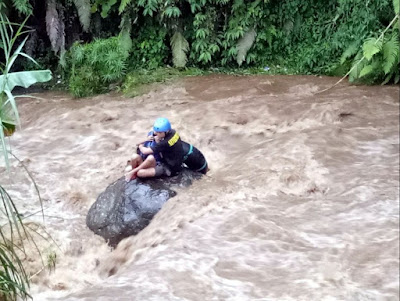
left=146, top=131, right=155, bottom=142
left=138, top=143, right=154, bottom=155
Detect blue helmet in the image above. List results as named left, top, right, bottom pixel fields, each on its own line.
left=153, top=117, right=171, bottom=132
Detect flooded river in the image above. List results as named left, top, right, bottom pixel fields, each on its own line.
left=1, top=75, right=399, bottom=300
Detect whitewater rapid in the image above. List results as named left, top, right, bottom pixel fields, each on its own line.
left=1, top=75, right=398, bottom=300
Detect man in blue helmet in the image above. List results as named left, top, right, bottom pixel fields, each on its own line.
left=125, top=117, right=185, bottom=181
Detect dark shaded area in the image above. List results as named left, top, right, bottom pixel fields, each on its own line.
left=86, top=169, right=203, bottom=246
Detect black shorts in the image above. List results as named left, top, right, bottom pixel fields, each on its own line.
left=183, top=145, right=208, bottom=174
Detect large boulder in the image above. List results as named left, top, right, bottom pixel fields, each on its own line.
left=86, top=169, right=202, bottom=246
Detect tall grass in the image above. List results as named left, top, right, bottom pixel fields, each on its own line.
left=0, top=6, right=52, bottom=300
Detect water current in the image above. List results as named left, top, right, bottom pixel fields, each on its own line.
left=1, top=75, right=399, bottom=300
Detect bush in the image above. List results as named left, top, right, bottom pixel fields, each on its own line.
left=66, top=37, right=129, bottom=97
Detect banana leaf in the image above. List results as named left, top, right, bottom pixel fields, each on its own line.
left=0, top=70, right=52, bottom=92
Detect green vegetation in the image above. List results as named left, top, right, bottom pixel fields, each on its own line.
left=3, top=0, right=398, bottom=95
left=340, top=0, right=399, bottom=84
left=0, top=14, right=52, bottom=168
left=66, top=37, right=129, bottom=97
left=0, top=10, right=52, bottom=300
left=122, top=67, right=205, bottom=97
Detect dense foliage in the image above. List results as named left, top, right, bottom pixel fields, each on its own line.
left=66, top=37, right=129, bottom=97
left=3, top=0, right=399, bottom=97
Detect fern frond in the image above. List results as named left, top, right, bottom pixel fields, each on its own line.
left=359, top=59, right=381, bottom=78
left=340, top=41, right=360, bottom=64
left=171, top=31, right=189, bottom=68
left=349, top=51, right=365, bottom=82
left=359, top=65, right=374, bottom=78
left=45, top=0, right=60, bottom=52
left=58, top=4, right=66, bottom=58
left=119, top=14, right=132, bottom=53
left=382, top=34, right=399, bottom=74
left=236, top=28, right=256, bottom=66
left=394, top=0, right=399, bottom=15
left=363, top=37, right=383, bottom=61
left=73, top=0, right=91, bottom=32
left=119, top=0, right=131, bottom=13
left=11, top=0, right=32, bottom=15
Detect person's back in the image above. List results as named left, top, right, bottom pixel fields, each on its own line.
left=182, top=141, right=208, bottom=174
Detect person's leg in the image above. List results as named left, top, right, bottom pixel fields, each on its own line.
left=137, top=162, right=172, bottom=179
left=126, top=155, right=157, bottom=181
left=125, top=153, right=142, bottom=172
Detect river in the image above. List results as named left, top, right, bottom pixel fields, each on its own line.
left=1, top=75, right=399, bottom=300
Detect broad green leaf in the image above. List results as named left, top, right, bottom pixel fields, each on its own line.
left=3, top=89, right=20, bottom=129
left=0, top=70, right=52, bottom=92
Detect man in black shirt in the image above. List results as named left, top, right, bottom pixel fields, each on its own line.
left=125, top=118, right=184, bottom=181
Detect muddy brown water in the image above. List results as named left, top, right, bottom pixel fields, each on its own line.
left=0, top=75, right=398, bottom=300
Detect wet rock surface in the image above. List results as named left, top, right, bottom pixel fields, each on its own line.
left=86, top=169, right=202, bottom=246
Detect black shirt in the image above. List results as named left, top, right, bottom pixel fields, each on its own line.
left=150, top=129, right=184, bottom=174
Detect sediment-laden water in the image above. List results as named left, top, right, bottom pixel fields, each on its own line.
left=1, top=75, right=398, bottom=300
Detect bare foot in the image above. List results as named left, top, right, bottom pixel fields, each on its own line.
left=124, top=160, right=132, bottom=172
left=125, top=169, right=138, bottom=182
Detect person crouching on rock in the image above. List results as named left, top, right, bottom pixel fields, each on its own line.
left=125, top=117, right=184, bottom=181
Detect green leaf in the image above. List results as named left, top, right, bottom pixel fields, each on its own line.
left=236, top=28, right=256, bottom=66
left=100, top=0, right=117, bottom=18
left=171, top=31, right=189, bottom=68
left=196, top=29, right=206, bottom=39
left=119, top=0, right=130, bottom=12
left=3, top=89, right=21, bottom=130
left=73, top=0, right=91, bottom=32
left=359, top=64, right=375, bottom=77
left=164, top=6, right=181, bottom=18
left=394, top=0, right=399, bottom=15
left=381, top=73, right=393, bottom=85
left=382, top=36, right=399, bottom=74
left=349, top=53, right=365, bottom=82
left=0, top=70, right=52, bottom=93
left=11, top=0, right=32, bottom=15
left=340, top=41, right=360, bottom=64
left=363, top=38, right=382, bottom=61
